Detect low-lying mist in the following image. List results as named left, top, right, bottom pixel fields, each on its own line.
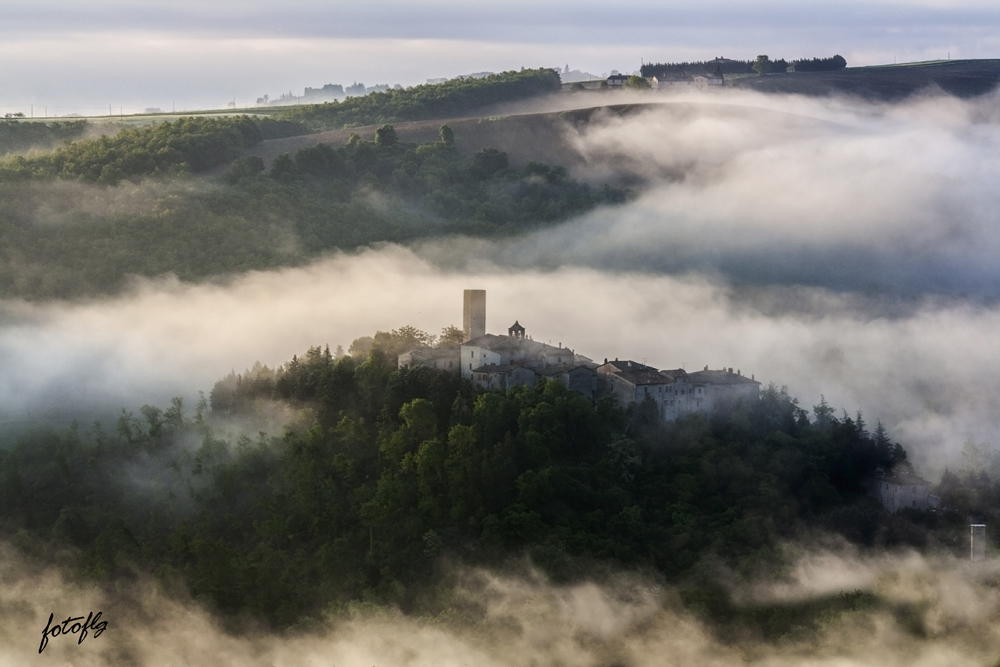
left=3, top=538, right=999, bottom=666
left=2, top=88, right=999, bottom=470
left=454, top=87, right=1000, bottom=299
left=0, top=246, right=996, bottom=475
left=1, top=84, right=1000, bottom=663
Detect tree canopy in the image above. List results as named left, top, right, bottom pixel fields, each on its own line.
left=0, top=127, right=624, bottom=300
left=0, top=339, right=928, bottom=630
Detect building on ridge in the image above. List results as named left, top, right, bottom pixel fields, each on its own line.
left=399, top=290, right=761, bottom=416
left=598, top=361, right=759, bottom=421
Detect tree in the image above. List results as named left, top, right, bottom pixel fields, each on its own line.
left=753, top=55, right=771, bottom=76
left=374, top=124, right=398, bottom=147
left=270, top=153, right=299, bottom=182
left=225, top=155, right=265, bottom=183
left=623, top=75, right=651, bottom=90
left=437, top=325, right=465, bottom=348
left=438, top=124, right=454, bottom=146
left=473, top=147, right=509, bottom=176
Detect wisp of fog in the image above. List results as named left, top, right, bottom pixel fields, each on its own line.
left=1, top=89, right=999, bottom=473
left=1, top=245, right=997, bottom=474
left=3, top=538, right=1000, bottom=666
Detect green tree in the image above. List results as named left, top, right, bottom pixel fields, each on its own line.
left=753, top=55, right=771, bottom=76
left=473, top=147, right=509, bottom=176
left=375, top=124, right=398, bottom=147
left=437, top=325, right=465, bottom=348
left=624, top=75, right=651, bottom=90
left=225, top=155, right=265, bottom=183
left=439, top=124, right=455, bottom=146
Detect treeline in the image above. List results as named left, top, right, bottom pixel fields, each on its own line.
left=0, top=342, right=913, bottom=628
left=253, top=124, right=623, bottom=251
left=792, top=55, right=848, bottom=72
left=273, top=69, right=562, bottom=131
left=0, top=127, right=623, bottom=300
left=640, top=55, right=846, bottom=77
left=0, top=116, right=307, bottom=185
left=0, top=120, right=89, bottom=156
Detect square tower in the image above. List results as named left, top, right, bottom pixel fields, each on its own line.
left=463, top=290, right=486, bottom=342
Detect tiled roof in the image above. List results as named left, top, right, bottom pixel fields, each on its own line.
left=686, top=370, right=759, bottom=385
left=616, top=369, right=673, bottom=386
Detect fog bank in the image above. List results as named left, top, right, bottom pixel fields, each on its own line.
left=464, top=89, right=1000, bottom=299
left=4, top=539, right=1000, bottom=666
left=0, top=246, right=996, bottom=474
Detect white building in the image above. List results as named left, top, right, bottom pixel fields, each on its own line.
left=652, top=72, right=723, bottom=90
left=462, top=322, right=593, bottom=384
left=398, top=348, right=460, bottom=372
left=872, top=467, right=932, bottom=513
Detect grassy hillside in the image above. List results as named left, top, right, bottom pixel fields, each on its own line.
left=737, top=59, right=1000, bottom=100
left=273, top=68, right=562, bottom=131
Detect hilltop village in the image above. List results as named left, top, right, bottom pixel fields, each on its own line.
left=399, top=290, right=761, bottom=421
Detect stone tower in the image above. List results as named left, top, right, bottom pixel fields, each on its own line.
left=463, top=289, right=486, bottom=342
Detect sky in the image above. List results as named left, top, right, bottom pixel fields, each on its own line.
left=2, top=0, right=1000, bottom=114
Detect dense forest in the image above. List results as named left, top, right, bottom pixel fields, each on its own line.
left=640, top=55, right=847, bottom=78
left=0, top=119, right=90, bottom=156
left=0, top=69, right=619, bottom=301
left=2, top=331, right=983, bottom=636
left=273, top=69, right=562, bottom=131
left=0, top=124, right=623, bottom=299
left=0, top=116, right=307, bottom=185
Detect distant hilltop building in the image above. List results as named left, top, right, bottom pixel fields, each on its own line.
left=398, top=290, right=761, bottom=420
left=606, top=74, right=630, bottom=89
left=255, top=81, right=402, bottom=106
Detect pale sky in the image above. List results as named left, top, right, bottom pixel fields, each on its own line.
left=1, top=0, right=999, bottom=114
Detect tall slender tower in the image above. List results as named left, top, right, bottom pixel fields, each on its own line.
left=463, top=290, right=486, bottom=342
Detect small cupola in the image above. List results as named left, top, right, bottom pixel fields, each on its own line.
left=508, top=321, right=525, bottom=340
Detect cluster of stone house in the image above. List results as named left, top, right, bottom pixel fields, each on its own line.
left=397, top=290, right=761, bottom=421
left=598, top=359, right=759, bottom=420
left=605, top=66, right=725, bottom=90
